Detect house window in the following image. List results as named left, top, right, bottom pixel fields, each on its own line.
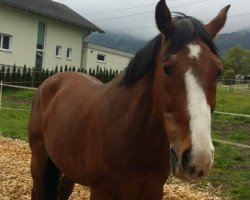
left=35, top=51, right=44, bottom=70
left=97, top=54, right=105, bottom=63
left=37, top=22, right=46, bottom=50
left=56, top=45, right=62, bottom=58
left=0, top=34, right=12, bottom=50
left=66, top=48, right=72, bottom=60
left=35, top=22, right=46, bottom=70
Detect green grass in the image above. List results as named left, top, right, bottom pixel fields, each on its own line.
left=192, top=142, right=250, bottom=200
left=216, top=86, right=250, bottom=115
left=212, top=114, right=250, bottom=146
left=1, top=88, right=35, bottom=110
left=210, top=87, right=250, bottom=199
left=0, top=88, right=35, bottom=140
left=0, top=110, right=30, bottom=140
left=0, top=85, right=250, bottom=199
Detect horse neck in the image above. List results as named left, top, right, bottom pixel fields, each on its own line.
left=103, top=69, right=165, bottom=144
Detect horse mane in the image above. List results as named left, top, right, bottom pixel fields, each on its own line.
left=120, top=35, right=162, bottom=86
left=120, top=13, right=218, bottom=87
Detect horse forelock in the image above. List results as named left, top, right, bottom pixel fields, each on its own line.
left=166, top=13, right=218, bottom=57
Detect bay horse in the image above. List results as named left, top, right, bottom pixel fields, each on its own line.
left=28, top=0, right=230, bottom=199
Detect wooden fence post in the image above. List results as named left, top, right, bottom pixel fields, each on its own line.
left=0, top=80, right=2, bottom=111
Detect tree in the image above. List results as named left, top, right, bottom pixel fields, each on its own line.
left=4, top=67, right=11, bottom=82
left=33, top=67, right=41, bottom=87
left=223, top=69, right=236, bottom=85
left=21, top=65, right=27, bottom=86
left=0, top=65, right=5, bottom=81
left=26, top=68, right=32, bottom=86
left=55, top=66, right=58, bottom=74
left=89, top=68, right=92, bottom=76
left=96, top=65, right=100, bottom=79
left=50, top=70, right=54, bottom=77
left=64, top=65, right=68, bottom=71
left=45, top=69, right=50, bottom=79
left=92, top=69, right=96, bottom=77
left=11, top=64, right=17, bottom=84
left=16, top=68, right=21, bottom=84
left=223, top=45, right=250, bottom=75
left=40, top=69, right=46, bottom=82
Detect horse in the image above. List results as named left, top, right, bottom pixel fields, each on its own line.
left=28, top=0, right=230, bottom=199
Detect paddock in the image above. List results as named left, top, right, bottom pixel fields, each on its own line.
left=0, top=136, right=222, bottom=200
left=0, top=77, right=250, bottom=199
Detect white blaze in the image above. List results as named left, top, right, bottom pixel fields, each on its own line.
left=187, top=44, right=201, bottom=59
left=184, top=69, right=214, bottom=169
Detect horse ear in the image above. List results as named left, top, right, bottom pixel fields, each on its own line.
left=205, top=5, right=230, bottom=38
left=155, top=0, right=175, bottom=36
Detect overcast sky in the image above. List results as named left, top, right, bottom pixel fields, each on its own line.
left=55, top=0, right=250, bottom=39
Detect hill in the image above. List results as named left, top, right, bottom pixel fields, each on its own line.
left=88, top=30, right=250, bottom=55
left=215, top=30, right=250, bottom=54
left=88, top=32, right=146, bottom=54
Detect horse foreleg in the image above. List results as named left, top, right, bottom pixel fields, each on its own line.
left=58, top=175, right=75, bottom=200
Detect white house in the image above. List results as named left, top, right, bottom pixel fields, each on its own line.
left=0, top=0, right=103, bottom=70
left=83, top=42, right=134, bottom=71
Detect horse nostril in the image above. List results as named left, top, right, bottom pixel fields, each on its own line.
left=170, top=149, right=178, bottom=174
left=181, top=149, right=191, bottom=171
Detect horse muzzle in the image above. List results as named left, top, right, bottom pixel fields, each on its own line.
left=170, top=148, right=214, bottom=179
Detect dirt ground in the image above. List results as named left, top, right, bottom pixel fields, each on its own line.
left=0, top=136, right=223, bottom=200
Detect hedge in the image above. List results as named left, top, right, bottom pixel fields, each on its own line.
left=0, top=65, right=120, bottom=87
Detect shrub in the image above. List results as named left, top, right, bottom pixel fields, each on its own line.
left=0, top=64, right=120, bottom=85
left=4, top=67, right=11, bottom=82
left=0, top=65, right=5, bottom=81
left=223, top=70, right=236, bottom=85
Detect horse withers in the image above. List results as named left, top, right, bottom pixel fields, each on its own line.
left=28, top=0, right=230, bottom=199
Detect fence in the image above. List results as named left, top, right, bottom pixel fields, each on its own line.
left=1, top=81, right=250, bottom=151
left=217, top=79, right=250, bottom=94
left=0, top=81, right=36, bottom=112
left=1, top=79, right=250, bottom=114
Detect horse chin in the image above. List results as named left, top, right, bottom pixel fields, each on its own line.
left=172, top=167, right=195, bottom=180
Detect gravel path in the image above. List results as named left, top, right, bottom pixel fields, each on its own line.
left=0, top=136, right=223, bottom=200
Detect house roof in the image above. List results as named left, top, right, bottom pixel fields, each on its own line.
left=0, top=0, right=104, bottom=33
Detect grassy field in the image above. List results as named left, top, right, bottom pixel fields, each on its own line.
left=216, top=86, right=250, bottom=115
left=192, top=140, right=250, bottom=200
left=0, top=88, right=35, bottom=140
left=0, top=84, right=249, bottom=199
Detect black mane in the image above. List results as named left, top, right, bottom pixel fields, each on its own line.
left=120, top=13, right=218, bottom=86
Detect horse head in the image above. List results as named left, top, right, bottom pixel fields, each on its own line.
left=154, top=0, right=230, bottom=179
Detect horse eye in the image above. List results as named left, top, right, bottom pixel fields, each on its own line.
left=163, top=65, right=172, bottom=76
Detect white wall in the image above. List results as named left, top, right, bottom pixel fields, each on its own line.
left=83, top=44, right=134, bottom=71
left=44, top=19, right=89, bottom=70
left=0, top=5, right=90, bottom=70
left=0, top=5, right=37, bottom=67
